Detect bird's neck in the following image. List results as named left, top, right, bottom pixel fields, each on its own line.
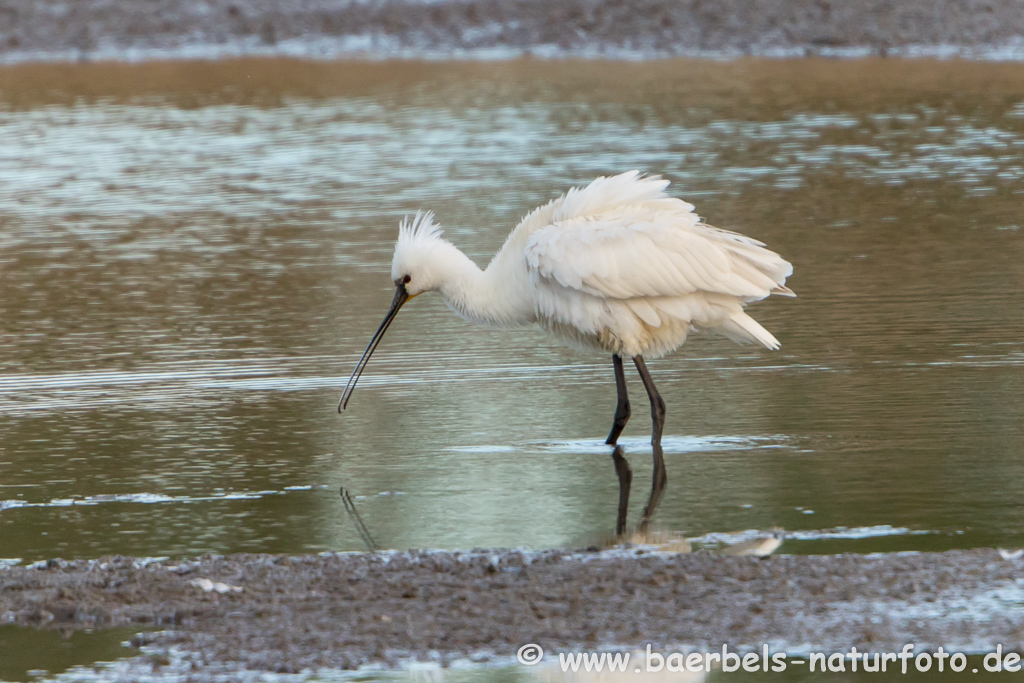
left=436, top=242, right=533, bottom=327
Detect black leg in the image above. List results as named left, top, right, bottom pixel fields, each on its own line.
left=606, top=354, right=632, bottom=446
left=633, top=356, right=667, bottom=533
left=610, top=445, right=632, bottom=538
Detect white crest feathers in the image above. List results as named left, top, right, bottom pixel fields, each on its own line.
left=398, top=211, right=444, bottom=247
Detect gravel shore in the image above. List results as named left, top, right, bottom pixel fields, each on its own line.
left=3, top=548, right=1023, bottom=673
left=3, top=0, right=1024, bottom=62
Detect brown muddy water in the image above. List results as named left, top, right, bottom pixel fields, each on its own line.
left=1, top=58, right=1024, bottom=570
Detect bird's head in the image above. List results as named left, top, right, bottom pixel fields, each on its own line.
left=390, top=211, right=451, bottom=297
left=339, top=211, right=451, bottom=411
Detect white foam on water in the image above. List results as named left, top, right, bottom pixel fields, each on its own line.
left=530, top=434, right=789, bottom=455
left=445, top=445, right=518, bottom=453
left=0, top=486, right=330, bottom=512
left=688, top=525, right=935, bottom=551
left=785, top=525, right=936, bottom=541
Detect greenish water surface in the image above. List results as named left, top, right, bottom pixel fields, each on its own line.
left=1, top=57, right=1023, bottom=565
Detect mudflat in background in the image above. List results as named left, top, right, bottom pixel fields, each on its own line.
left=2, top=0, right=1024, bottom=61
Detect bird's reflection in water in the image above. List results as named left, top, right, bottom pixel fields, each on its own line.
left=598, top=456, right=784, bottom=556
left=340, top=487, right=379, bottom=551
left=610, top=446, right=634, bottom=537
left=595, top=518, right=784, bottom=558
left=719, top=532, right=783, bottom=557
left=604, top=527, right=783, bottom=557
left=339, top=469, right=782, bottom=558
left=608, top=441, right=668, bottom=541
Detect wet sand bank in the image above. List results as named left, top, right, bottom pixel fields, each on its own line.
left=2, top=548, right=1022, bottom=673
left=3, top=0, right=1024, bottom=62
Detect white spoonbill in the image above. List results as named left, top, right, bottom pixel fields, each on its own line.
left=340, top=171, right=793, bottom=531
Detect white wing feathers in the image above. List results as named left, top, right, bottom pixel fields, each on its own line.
left=511, top=171, right=792, bottom=354
left=525, top=215, right=793, bottom=303
left=548, top=171, right=686, bottom=222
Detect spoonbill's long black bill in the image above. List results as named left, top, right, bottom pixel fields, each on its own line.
left=338, top=284, right=409, bottom=411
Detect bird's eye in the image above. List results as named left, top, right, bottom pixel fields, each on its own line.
left=403, top=275, right=411, bottom=284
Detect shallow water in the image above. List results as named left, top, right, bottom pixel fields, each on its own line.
left=1, top=58, right=1024, bottom=568
left=0, top=626, right=142, bottom=682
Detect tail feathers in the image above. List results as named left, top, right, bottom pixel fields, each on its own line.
left=718, top=313, right=781, bottom=350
